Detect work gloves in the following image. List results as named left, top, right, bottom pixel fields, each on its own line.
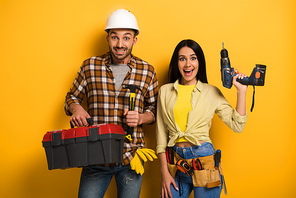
left=130, top=148, right=158, bottom=175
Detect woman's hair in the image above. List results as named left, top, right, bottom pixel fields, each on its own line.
left=168, top=39, right=208, bottom=83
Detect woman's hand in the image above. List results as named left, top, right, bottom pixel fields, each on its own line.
left=159, top=153, right=178, bottom=198
left=160, top=171, right=178, bottom=198
left=232, top=70, right=248, bottom=116
left=232, top=70, right=248, bottom=92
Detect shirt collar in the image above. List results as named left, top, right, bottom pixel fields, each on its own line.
left=195, top=80, right=202, bottom=92
left=173, top=79, right=203, bottom=92
left=105, top=52, right=136, bottom=69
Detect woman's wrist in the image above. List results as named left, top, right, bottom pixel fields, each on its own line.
left=237, top=87, right=247, bottom=96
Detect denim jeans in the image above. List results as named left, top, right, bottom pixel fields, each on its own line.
left=78, top=164, right=143, bottom=198
left=170, top=142, right=222, bottom=198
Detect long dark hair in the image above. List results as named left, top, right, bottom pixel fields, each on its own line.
left=168, top=39, right=208, bottom=83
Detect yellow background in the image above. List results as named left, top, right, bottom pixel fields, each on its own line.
left=1, top=0, right=295, bottom=197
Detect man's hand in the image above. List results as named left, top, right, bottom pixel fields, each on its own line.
left=123, top=110, right=154, bottom=127
left=69, top=103, right=91, bottom=127
left=124, top=109, right=140, bottom=127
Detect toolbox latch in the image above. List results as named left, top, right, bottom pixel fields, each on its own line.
left=52, top=132, right=62, bottom=146
left=89, top=127, right=99, bottom=141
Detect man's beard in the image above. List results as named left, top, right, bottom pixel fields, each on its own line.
left=109, top=46, right=133, bottom=62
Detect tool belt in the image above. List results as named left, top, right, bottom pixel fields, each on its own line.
left=166, top=149, right=223, bottom=188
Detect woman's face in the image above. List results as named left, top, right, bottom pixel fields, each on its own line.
left=178, top=46, right=199, bottom=85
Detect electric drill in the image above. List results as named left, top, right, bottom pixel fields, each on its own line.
left=220, top=43, right=266, bottom=89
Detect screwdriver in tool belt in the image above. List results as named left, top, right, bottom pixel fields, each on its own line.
left=214, top=149, right=227, bottom=195
left=214, top=149, right=221, bottom=168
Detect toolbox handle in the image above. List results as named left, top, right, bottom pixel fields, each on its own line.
left=70, top=118, right=94, bottom=128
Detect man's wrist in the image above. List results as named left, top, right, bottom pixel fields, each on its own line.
left=138, top=111, right=154, bottom=125
left=69, top=103, right=81, bottom=114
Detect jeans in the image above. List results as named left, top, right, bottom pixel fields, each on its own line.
left=170, top=142, right=222, bottom=198
left=78, top=164, right=143, bottom=198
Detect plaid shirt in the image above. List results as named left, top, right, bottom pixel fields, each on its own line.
left=64, top=52, right=158, bottom=165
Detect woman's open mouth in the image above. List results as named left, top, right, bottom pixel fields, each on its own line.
left=183, top=69, right=194, bottom=76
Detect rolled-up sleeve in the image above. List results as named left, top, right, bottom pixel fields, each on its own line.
left=64, top=65, right=86, bottom=115
left=156, top=87, right=169, bottom=154
left=215, top=101, right=247, bottom=133
left=144, top=71, right=158, bottom=123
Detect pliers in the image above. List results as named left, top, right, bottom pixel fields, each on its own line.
left=192, top=158, right=202, bottom=170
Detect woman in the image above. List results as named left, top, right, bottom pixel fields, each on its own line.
left=156, top=39, right=248, bottom=198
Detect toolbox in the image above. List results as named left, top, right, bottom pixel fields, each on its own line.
left=42, top=124, right=126, bottom=170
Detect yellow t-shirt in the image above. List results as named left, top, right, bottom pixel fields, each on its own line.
left=174, top=84, right=195, bottom=143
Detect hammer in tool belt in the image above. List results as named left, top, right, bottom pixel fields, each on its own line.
left=122, top=84, right=143, bottom=141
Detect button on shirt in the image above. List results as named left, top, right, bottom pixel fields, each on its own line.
left=156, top=80, right=247, bottom=154
left=65, top=52, right=158, bottom=164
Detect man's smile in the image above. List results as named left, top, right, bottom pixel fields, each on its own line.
left=114, top=47, right=127, bottom=55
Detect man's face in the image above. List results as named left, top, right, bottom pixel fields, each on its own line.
left=107, top=29, right=137, bottom=64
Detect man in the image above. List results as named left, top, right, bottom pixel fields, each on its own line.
left=64, top=9, right=158, bottom=198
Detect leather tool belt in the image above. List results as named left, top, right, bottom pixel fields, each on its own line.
left=166, top=149, right=223, bottom=188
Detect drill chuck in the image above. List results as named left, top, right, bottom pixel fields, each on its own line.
left=220, top=48, right=228, bottom=58
left=220, top=43, right=230, bottom=68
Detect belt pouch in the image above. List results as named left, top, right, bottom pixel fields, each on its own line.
left=167, top=163, right=177, bottom=178
left=192, top=155, right=222, bottom=188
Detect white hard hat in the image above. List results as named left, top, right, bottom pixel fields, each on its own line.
left=105, top=9, right=139, bottom=35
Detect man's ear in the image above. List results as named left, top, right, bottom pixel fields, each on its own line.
left=106, top=35, right=109, bottom=42
left=133, top=37, right=138, bottom=46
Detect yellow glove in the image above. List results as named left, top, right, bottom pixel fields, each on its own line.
left=130, top=148, right=158, bottom=175
left=130, top=153, right=144, bottom=175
